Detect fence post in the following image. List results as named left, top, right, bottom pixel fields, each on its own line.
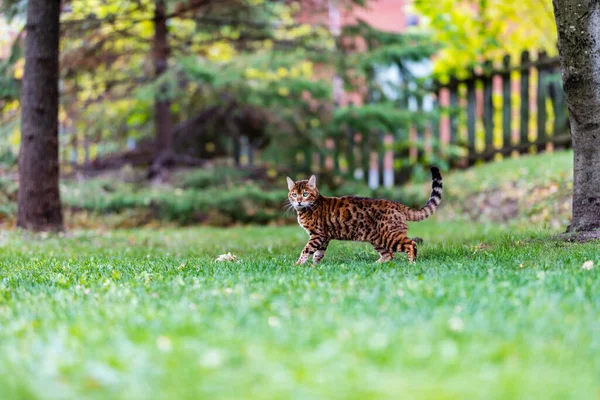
left=536, top=50, right=548, bottom=152
left=416, top=94, right=425, bottom=162
left=333, top=136, right=341, bottom=174
left=233, top=135, right=241, bottom=166
left=519, top=50, right=531, bottom=153
left=482, top=60, right=494, bottom=159
left=395, top=88, right=412, bottom=184
left=502, top=55, right=512, bottom=152
left=344, top=126, right=355, bottom=178
left=466, top=69, right=476, bottom=164
left=449, top=77, right=459, bottom=146
left=361, top=133, right=370, bottom=184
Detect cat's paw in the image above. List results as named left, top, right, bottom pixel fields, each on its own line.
left=412, top=237, right=424, bottom=244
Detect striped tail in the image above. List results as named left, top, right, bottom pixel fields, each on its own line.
left=406, top=166, right=443, bottom=222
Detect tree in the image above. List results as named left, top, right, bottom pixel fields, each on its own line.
left=56, top=0, right=336, bottom=173
left=150, top=0, right=175, bottom=175
left=416, top=0, right=557, bottom=78
left=4, top=0, right=434, bottom=181
left=17, top=0, right=64, bottom=231
left=553, top=0, right=600, bottom=234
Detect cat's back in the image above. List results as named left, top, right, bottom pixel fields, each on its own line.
left=337, top=195, right=398, bottom=208
left=322, top=195, right=403, bottom=217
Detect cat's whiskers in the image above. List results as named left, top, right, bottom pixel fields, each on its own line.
left=282, top=200, right=296, bottom=217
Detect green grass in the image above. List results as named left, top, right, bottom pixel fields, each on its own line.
left=402, top=150, right=574, bottom=229
left=1, top=221, right=599, bottom=399
left=2, top=150, right=597, bottom=399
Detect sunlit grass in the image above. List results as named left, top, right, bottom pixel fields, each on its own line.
left=1, top=221, right=598, bottom=399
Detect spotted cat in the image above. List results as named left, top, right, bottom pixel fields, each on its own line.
left=286, top=167, right=442, bottom=265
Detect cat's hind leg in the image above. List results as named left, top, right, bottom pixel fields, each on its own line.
left=372, top=244, right=394, bottom=263
left=389, top=233, right=417, bottom=262
left=401, top=237, right=418, bottom=262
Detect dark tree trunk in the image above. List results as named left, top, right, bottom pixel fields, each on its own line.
left=17, top=0, right=64, bottom=232
left=553, top=0, right=600, bottom=233
left=150, top=0, right=175, bottom=177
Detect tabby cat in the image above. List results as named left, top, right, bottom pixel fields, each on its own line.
left=286, top=167, right=442, bottom=265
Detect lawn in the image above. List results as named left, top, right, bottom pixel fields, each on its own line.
left=1, top=222, right=599, bottom=400
left=1, top=151, right=599, bottom=399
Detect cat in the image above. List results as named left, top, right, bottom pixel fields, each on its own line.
left=286, top=167, right=442, bottom=265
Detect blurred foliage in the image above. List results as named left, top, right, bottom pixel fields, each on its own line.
left=177, top=166, right=250, bottom=190
left=0, top=150, right=574, bottom=229
left=0, top=0, right=442, bottom=177
left=414, top=0, right=557, bottom=79
left=61, top=178, right=289, bottom=226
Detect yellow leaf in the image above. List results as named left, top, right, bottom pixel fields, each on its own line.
left=13, top=58, right=24, bottom=80
left=9, top=129, right=20, bottom=147
left=277, top=67, right=288, bottom=78
left=90, top=144, right=98, bottom=160
left=59, top=108, right=67, bottom=123
left=245, top=67, right=259, bottom=79
left=206, top=41, right=236, bottom=62
left=300, top=61, right=313, bottom=78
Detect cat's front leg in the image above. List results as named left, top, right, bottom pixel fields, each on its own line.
left=295, top=235, right=325, bottom=265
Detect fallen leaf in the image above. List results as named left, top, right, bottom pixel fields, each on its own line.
left=216, top=252, right=238, bottom=262
left=582, top=260, right=594, bottom=270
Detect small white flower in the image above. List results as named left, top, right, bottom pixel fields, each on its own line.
left=537, top=271, right=546, bottom=280
left=368, top=332, right=389, bottom=350
left=156, top=336, right=172, bottom=353
left=199, top=349, right=223, bottom=368
left=448, top=316, right=464, bottom=332
left=582, top=260, right=594, bottom=270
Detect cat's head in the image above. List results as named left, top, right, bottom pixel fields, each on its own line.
left=286, top=175, right=319, bottom=210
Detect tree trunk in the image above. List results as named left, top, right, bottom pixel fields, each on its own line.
left=17, top=0, right=64, bottom=232
left=553, top=0, right=600, bottom=233
left=151, top=0, right=174, bottom=175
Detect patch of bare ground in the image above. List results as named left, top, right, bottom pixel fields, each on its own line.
left=557, top=231, right=600, bottom=243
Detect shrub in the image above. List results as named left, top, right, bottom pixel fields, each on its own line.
left=61, top=179, right=290, bottom=226
left=179, top=167, right=249, bottom=190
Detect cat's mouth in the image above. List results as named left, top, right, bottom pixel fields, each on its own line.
left=294, top=202, right=308, bottom=210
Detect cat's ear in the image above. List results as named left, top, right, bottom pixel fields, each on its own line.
left=308, top=175, right=317, bottom=188
left=286, top=176, right=294, bottom=190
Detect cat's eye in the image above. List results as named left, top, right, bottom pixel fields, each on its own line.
left=291, top=193, right=297, bottom=197
left=303, top=192, right=309, bottom=197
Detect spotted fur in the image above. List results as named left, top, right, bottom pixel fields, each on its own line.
left=286, top=167, right=442, bottom=265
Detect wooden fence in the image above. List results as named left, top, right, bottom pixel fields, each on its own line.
left=303, top=50, right=570, bottom=187
left=434, top=50, right=569, bottom=164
